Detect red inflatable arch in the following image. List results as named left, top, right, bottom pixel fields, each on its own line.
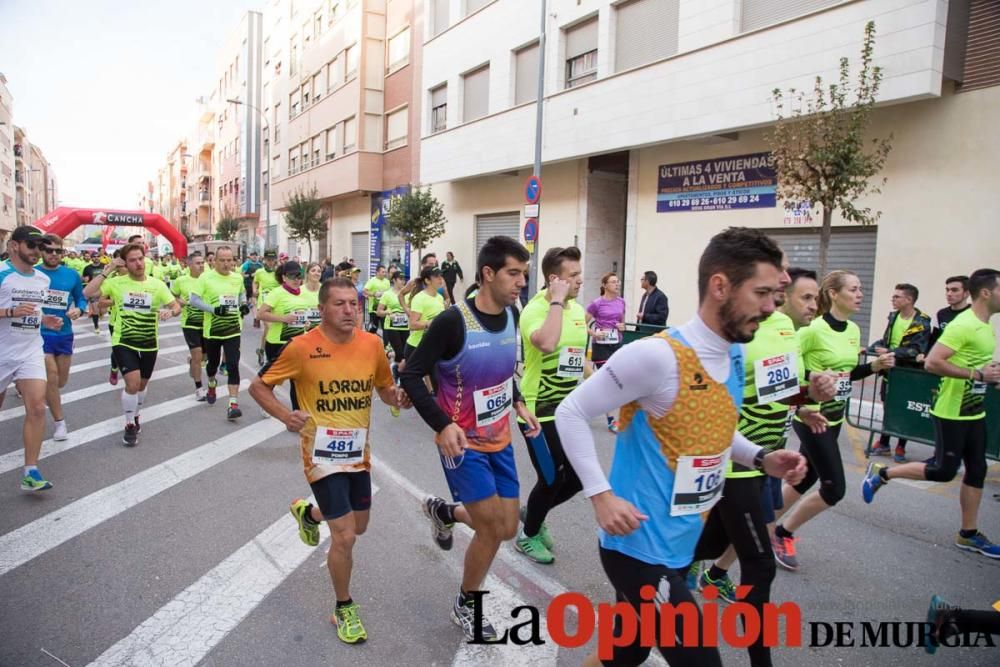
left=32, top=207, right=188, bottom=258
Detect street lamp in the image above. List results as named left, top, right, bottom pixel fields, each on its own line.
left=227, top=98, right=270, bottom=252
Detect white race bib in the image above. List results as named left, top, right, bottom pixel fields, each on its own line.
left=291, top=311, right=308, bottom=327
left=43, top=289, right=70, bottom=311
left=596, top=328, right=621, bottom=345
left=754, top=352, right=799, bottom=403
left=835, top=372, right=852, bottom=402
left=557, top=346, right=585, bottom=378
left=390, top=311, right=409, bottom=328
left=306, top=308, right=321, bottom=324
left=123, top=291, right=152, bottom=312
left=971, top=380, right=987, bottom=396
left=311, top=427, right=367, bottom=465
left=670, top=449, right=730, bottom=516
left=219, top=294, right=238, bottom=307
left=473, top=378, right=513, bottom=428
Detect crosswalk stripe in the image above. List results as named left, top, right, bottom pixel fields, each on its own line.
left=0, top=416, right=286, bottom=578
left=72, top=321, right=182, bottom=340
left=73, top=331, right=184, bottom=354
left=70, top=345, right=189, bottom=374
left=0, top=380, right=250, bottom=475
left=88, top=485, right=381, bottom=667
left=0, top=365, right=189, bottom=423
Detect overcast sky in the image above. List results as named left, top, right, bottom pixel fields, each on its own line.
left=1, top=0, right=257, bottom=210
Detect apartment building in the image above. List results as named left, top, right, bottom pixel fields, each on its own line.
left=416, top=0, right=999, bottom=340
left=0, top=74, right=15, bottom=243
left=264, top=0, right=422, bottom=271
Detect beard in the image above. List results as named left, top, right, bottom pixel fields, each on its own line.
left=719, top=297, right=762, bottom=344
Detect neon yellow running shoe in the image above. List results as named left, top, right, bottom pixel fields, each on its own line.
left=289, top=499, right=319, bottom=547
left=332, top=602, right=367, bottom=644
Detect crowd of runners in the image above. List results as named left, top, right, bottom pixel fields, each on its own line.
left=2, top=223, right=998, bottom=663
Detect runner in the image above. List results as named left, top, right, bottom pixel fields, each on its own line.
left=403, top=266, right=446, bottom=362
left=171, top=252, right=208, bottom=401
left=37, top=234, right=88, bottom=441
left=126, top=234, right=155, bottom=277
left=189, top=246, right=249, bottom=420
left=923, top=594, right=1000, bottom=655
left=81, top=253, right=105, bottom=333
left=556, top=227, right=807, bottom=667
left=100, top=252, right=129, bottom=386
left=862, top=268, right=1000, bottom=559
left=253, top=250, right=280, bottom=365
left=586, top=271, right=626, bottom=432
left=258, top=261, right=320, bottom=362
left=83, top=242, right=180, bottom=446
left=0, top=226, right=64, bottom=490
left=771, top=270, right=895, bottom=571
left=514, top=246, right=587, bottom=565
left=400, top=235, right=541, bottom=640
left=376, top=270, right=408, bottom=370
left=249, top=276, right=410, bottom=645
left=362, top=264, right=390, bottom=334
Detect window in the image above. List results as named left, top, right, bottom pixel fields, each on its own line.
left=328, top=0, right=340, bottom=24
left=462, top=65, right=490, bottom=122
left=565, top=18, right=598, bottom=88
left=514, top=41, right=539, bottom=105
left=429, top=85, right=447, bottom=133
left=740, top=0, right=841, bottom=33
left=311, top=135, right=321, bottom=165
left=289, top=150, right=298, bottom=174
left=465, top=0, right=490, bottom=16
left=614, top=0, right=679, bottom=72
left=385, top=107, right=408, bottom=150
left=432, top=0, right=449, bottom=36
left=263, top=171, right=269, bottom=203
left=387, top=27, right=410, bottom=71
left=343, top=116, right=356, bottom=151
left=312, top=74, right=322, bottom=102
left=300, top=142, right=309, bottom=169
left=345, top=44, right=359, bottom=78
left=325, top=127, right=337, bottom=160
left=327, top=55, right=343, bottom=91
left=290, top=37, right=299, bottom=76
left=314, top=9, right=323, bottom=39
left=302, top=83, right=311, bottom=108
left=274, top=104, right=281, bottom=143
left=290, top=90, right=300, bottom=118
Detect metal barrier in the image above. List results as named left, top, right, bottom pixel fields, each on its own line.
left=845, top=356, right=1000, bottom=461
left=621, top=322, right=668, bottom=345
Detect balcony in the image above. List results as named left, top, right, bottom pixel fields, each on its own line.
left=13, top=144, right=23, bottom=158
left=198, top=191, right=211, bottom=203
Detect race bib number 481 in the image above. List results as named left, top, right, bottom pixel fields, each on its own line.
left=670, top=449, right=730, bottom=516
left=312, top=427, right=367, bottom=465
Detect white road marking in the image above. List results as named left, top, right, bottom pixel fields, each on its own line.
left=0, top=366, right=189, bottom=423
left=69, top=345, right=189, bottom=374
left=0, top=380, right=250, bottom=475
left=73, top=331, right=184, bottom=354
left=0, top=416, right=286, bottom=577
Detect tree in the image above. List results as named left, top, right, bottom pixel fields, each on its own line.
left=768, top=20, right=893, bottom=276
left=215, top=208, right=239, bottom=242
left=283, top=185, right=329, bottom=262
left=384, top=186, right=447, bottom=263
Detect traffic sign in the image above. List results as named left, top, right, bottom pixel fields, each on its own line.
left=523, top=204, right=539, bottom=218
left=523, top=218, right=538, bottom=242
left=524, top=175, right=541, bottom=204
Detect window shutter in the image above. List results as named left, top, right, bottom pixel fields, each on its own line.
left=463, top=65, right=490, bottom=122
left=566, top=17, right=598, bottom=60
left=515, top=42, right=540, bottom=104
left=615, top=0, right=679, bottom=72
left=740, top=0, right=842, bottom=33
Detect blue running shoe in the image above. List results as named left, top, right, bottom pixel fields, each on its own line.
left=20, top=469, right=53, bottom=492
left=924, top=594, right=956, bottom=655
left=861, top=461, right=886, bottom=504
left=954, top=531, right=1000, bottom=559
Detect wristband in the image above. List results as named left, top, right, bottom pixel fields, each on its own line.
left=550, top=301, right=565, bottom=308
left=753, top=448, right=767, bottom=472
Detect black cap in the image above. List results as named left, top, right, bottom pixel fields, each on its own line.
left=280, top=261, right=303, bottom=276
left=11, top=225, right=44, bottom=243
left=263, top=249, right=278, bottom=259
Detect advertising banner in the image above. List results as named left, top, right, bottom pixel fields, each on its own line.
left=657, top=152, right=776, bottom=213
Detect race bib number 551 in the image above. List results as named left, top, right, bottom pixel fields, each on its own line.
left=670, top=449, right=730, bottom=516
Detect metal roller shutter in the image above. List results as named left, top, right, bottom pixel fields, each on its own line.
left=475, top=212, right=519, bottom=257
left=614, top=0, right=680, bottom=73
left=766, top=226, right=878, bottom=343
left=740, top=0, right=842, bottom=33
left=351, top=231, right=369, bottom=278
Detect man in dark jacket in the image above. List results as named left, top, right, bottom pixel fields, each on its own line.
left=868, top=283, right=932, bottom=461
left=636, top=270, right=668, bottom=332
left=440, top=251, right=463, bottom=304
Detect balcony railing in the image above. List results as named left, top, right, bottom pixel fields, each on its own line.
left=199, top=191, right=211, bottom=202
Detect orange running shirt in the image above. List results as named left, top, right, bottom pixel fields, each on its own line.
left=259, top=327, right=393, bottom=482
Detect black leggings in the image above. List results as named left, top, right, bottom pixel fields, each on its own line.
left=205, top=337, right=241, bottom=386
left=926, top=417, right=987, bottom=488
left=598, top=547, right=723, bottom=667
left=109, top=323, right=118, bottom=372
left=519, top=420, right=583, bottom=537
left=939, top=608, right=1000, bottom=639
left=697, top=475, right=776, bottom=667
left=792, top=420, right=845, bottom=506
left=367, top=313, right=382, bottom=334
left=383, top=328, right=407, bottom=362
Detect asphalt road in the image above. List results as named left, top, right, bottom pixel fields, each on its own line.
left=1, top=316, right=998, bottom=666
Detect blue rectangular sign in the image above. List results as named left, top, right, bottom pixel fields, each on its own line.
left=656, top=152, right=776, bottom=213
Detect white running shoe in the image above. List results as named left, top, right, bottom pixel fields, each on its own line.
left=53, top=421, right=69, bottom=441
left=195, top=387, right=208, bottom=402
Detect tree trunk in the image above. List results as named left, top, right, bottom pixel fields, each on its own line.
left=818, top=207, right=833, bottom=277
left=307, top=236, right=313, bottom=263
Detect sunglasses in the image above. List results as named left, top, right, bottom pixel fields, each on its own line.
left=285, top=273, right=303, bottom=280
left=42, top=247, right=65, bottom=255
left=22, top=239, right=44, bottom=249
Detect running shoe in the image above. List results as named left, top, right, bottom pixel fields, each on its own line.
left=20, top=469, right=53, bottom=492
left=924, top=594, right=956, bottom=655
left=861, top=461, right=886, bottom=504
left=122, top=423, right=138, bottom=447
left=94, top=326, right=100, bottom=334
left=699, top=570, right=737, bottom=604
left=389, top=405, right=400, bottom=418
left=206, top=379, right=217, bottom=405
left=109, top=370, right=118, bottom=386
left=256, top=348, right=266, bottom=366
left=893, top=446, right=907, bottom=463
left=220, top=361, right=228, bottom=375
left=227, top=402, right=242, bottom=420
left=422, top=496, right=454, bottom=551
left=870, top=444, right=891, bottom=457
left=195, top=387, right=207, bottom=402
left=518, top=506, right=554, bottom=549
left=954, top=531, right=1000, bottom=559
left=514, top=529, right=554, bottom=564
left=331, top=602, right=367, bottom=644
left=452, top=593, right=498, bottom=641
left=772, top=534, right=799, bottom=571
left=686, top=562, right=701, bottom=590
left=53, top=421, right=68, bottom=442
left=289, top=499, right=319, bottom=547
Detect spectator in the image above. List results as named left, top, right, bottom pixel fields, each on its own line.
left=586, top=272, right=626, bottom=432
left=420, top=252, right=438, bottom=269
left=931, top=275, right=970, bottom=346
left=440, top=251, right=464, bottom=304
left=335, top=255, right=352, bottom=273
left=636, top=270, right=668, bottom=330
left=868, top=282, right=932, bottom=461
left=321, top=257, right=337, bottom=282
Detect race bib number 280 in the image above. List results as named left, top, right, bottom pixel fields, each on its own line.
left=670, top=449, right=730, bottom=516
